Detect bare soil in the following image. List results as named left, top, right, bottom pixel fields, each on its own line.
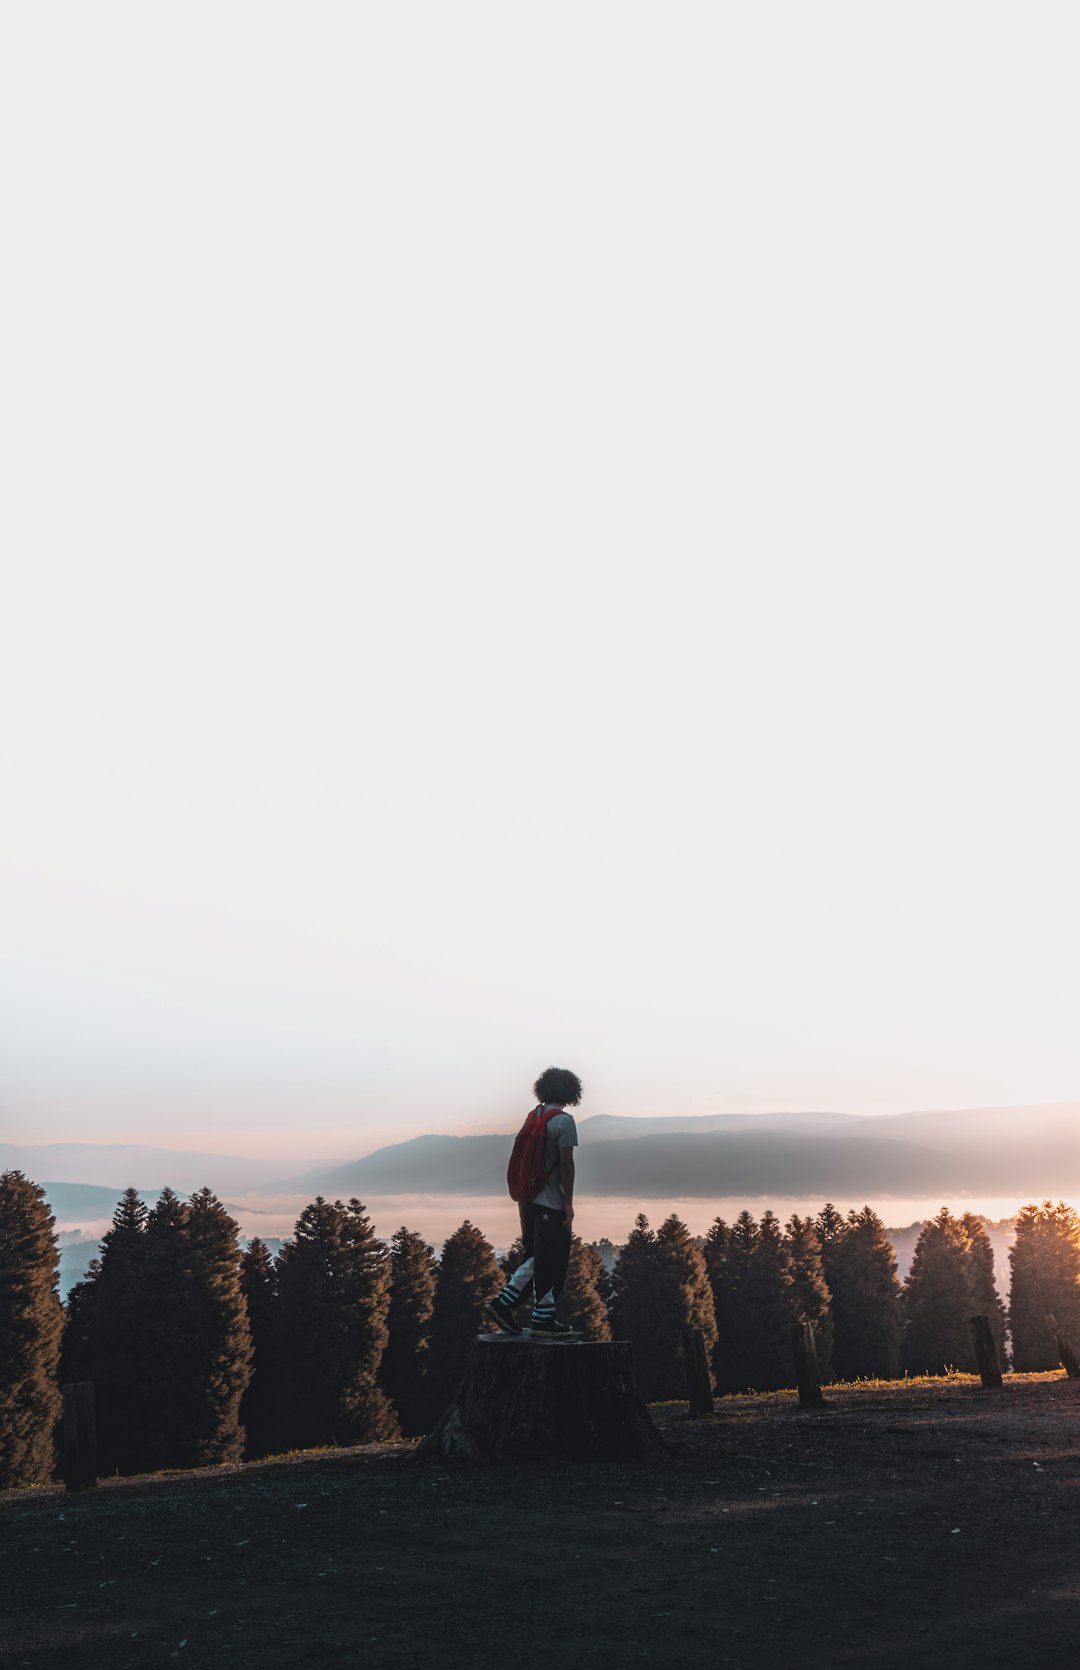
left=4, top=1374, right=1080, bottom=1670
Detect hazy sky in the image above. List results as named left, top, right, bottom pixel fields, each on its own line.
left=3, top=6, right=1078, bottom=1160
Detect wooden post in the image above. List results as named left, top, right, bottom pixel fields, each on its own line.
left=680, top=1326, right=714, bottom=1416
left=791, top=1320, right=825, bottom=1408
left=62, top=1382, right=97, bottom=1493
left=414, top=1339, right=668, bottom=1464
left=969, top=1314, right=1003, bottom=1388
left=1046, top=1313, right=1080, bottom=1379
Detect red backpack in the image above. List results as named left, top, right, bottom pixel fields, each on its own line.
left=506, top=1106, right=562, bottom=1203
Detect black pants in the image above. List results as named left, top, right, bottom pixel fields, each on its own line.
left=522, top=1203, right=572, bottom=1303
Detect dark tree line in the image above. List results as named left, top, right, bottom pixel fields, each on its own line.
left=3, top=1170, right=1078, bottom=1488
left=610, top=1201, right=1045, bottom=1399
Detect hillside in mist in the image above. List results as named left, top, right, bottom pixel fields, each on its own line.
left=13, top=1105, right=1079, bottom=1209
left=272, top=1104, right=1080, bottom=1199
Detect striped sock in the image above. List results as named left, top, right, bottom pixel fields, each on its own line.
left=531, top=1288, right=556, bottom=1325
left=498, top=1257, right=535, bottom=1308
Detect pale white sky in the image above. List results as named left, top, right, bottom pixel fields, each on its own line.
left=3, top=5, right=1078, bottom=1160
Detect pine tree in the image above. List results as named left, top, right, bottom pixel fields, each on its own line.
left=560, top=1237, right=613, bottom=1341
left=59, top=1259, right=101, bottom=1386
left=91, top=1188, right=153, bottom=1474
left=175, top=1188, right=252, bottom=1466
left=0, top=1172, right=63, bottom=1488
left=960, top=1212, right=1007, bottom=1365
left=136, top=1187, right=197, bottom=1472
left=610, top=1215, right=716, bottom=1400
left=702, top=1217, right=731, bottom=1371
left=380, top=1227, right=438, bottom=1437
left=785, top=1214, right=834, bottom=1379
left=610, top=1214, right=661, bottom=1388
left=239, top=1238, right=280, bottom=1458
left=710, top=1210, right=759, bottom=1394
left=647, top=1215, right=717, bottom=1399
left=426, top=1221, right=503, bottom=1421
left=1009, top=1201, right=1080, bottom=1371
left=591, top=1239, right=617, bottom=1309
left=815, top=1202, right=847, bottom=1258
left=276, top=1197, right=397, bottom=1449
left=725, top=1210, right=797, bottom=1392
left=611, top=1216, right=711, bottom=1400
left=901, top=1208, right=977, bottom=1375
left=498, top=1235, right=526, bottom=1282
left=827, top=1207, right=902, bottom=1380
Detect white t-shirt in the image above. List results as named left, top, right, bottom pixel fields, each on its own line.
left=530, top=1105, right=579, bottom=1210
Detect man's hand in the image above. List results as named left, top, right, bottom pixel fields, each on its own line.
left=563, top=1204, right=575, bottom=1230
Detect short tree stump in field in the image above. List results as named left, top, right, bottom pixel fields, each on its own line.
left=414, top=1338, right=668, bottom=1464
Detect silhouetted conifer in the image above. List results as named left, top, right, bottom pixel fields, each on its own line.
left=276, top=1197, right=396, bottom=1448
left=960, top=1212, right=1007, bottom=1364
left=59, top=1258, right=101, bottom=1386
left=591, top=1239, right=617, bottom=1308
left=827, top=1207, right=902, bottom=1380
left=240, top=1237, right=280, bottom=1458
left=645, top=1215, right=717, bottom=1399
left=560, top=1236, right=613, bottom=1341
left=172, top=1188, right=251, bottom=1465
left=815, top=1202, right=846, bottom=1256
left=1009, top=1201, right=1080, bottom=1371
left=785, top=1214, right=834, bottom=1379
left=901, top=1208, right=979, bottom=1374
left=710, top=1210, right=760, bottom=1393
left=498, top=1235, right=527, bottom=1281
left=0, top=1172, right=63, bottom=1487
left=723, top=1210, right=797, bottom=1392
left=425, top=1220, right=502, bottom=1421
left=702, top=1216, right=731, bottom=1367
left=380, top=1227, right=438, bottom=1437
left=92, top=1188, right=154, bottom=1473
left=134, top=1187, right=197, bottom=1471
left=610, top=1214, right=661, bottom=1384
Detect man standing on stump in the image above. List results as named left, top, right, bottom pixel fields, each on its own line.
left=485, top=1066, right=581, bottom=1339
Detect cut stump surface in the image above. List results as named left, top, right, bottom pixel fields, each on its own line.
left=414, top=1338, right=668, bottom=1464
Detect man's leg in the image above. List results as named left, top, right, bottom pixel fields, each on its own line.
left=529, top=1209, right=572, bottom=1332
left=484, top=1207, right=537, bottom=1334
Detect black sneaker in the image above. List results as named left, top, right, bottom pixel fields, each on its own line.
left=484, top=1299, right=523, bottom=1336
left=528, top=1318, right=577, bottom=1339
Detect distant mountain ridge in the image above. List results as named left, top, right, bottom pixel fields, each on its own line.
left=10, top=1104, right=1079, bottom=1208
left=263, top=1103, right=1080, bottom=1200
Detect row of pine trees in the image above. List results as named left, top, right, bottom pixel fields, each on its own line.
left=4, top=1169, right=1080, bottom=1489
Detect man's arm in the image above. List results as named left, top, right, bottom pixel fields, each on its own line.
left=559, top=1148, right=575, bottom=1228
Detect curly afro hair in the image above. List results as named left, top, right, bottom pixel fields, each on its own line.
left=533, top=1066, right=583, bottom=1107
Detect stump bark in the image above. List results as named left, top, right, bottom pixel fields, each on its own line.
left=1046, top=1313, right=1080, bottom=1379
left=969, top=1314, right=1003, bottom=1388
left=791, top=1320, right=826, bottom=1408
left=681, top=1326, right=714, bottom=1416
left=414, top=1338, right=668, bottom=1464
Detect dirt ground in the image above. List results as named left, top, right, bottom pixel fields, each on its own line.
left=3, top=1373, right=1080, bottom=1670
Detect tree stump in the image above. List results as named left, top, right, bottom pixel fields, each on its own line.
left=681, top=1326, right=714, bottom=1416
left=413, top=1338, right=668, bottom=1464
left=791, top=1320, right=826, bottom=1408
left=1046, top=1313, right=1080, bottom=1379
left=969, top=1314, right=1003, bottom=1388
